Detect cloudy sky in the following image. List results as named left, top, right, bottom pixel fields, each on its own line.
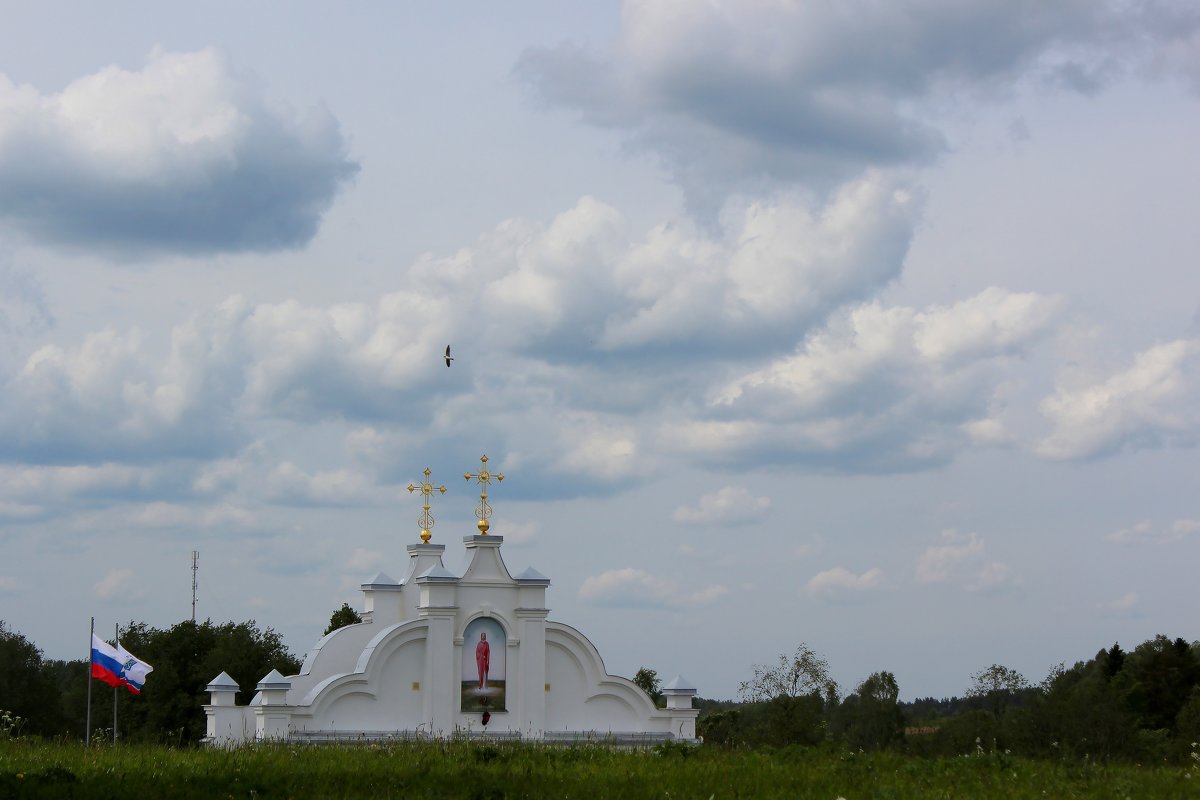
left=2, top=1, right=1198, bottom=701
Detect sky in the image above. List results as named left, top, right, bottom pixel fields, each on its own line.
left=1, top=0, right=1198, bottom=702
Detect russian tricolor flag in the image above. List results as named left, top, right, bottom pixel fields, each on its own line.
left=115, top=642, right=153, bottom=694
left=90, top=634, right=153, bottom=695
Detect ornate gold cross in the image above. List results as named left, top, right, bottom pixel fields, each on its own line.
left=464, top=454, right=504, bottom=534
left=407, top=468, right=447, bottom=543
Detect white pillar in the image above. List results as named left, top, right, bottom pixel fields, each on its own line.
left=204, top=671, right=244, bottom=745
left=662, top=675, right=699, bottom=741
left=515, top=607, right=548, bottom=739
left=361, top=571, right=403, bottom=625
left=401, top=544, right=446, bottom=611
left=420, top=609, right=457, bottom=736
left=513, top=567, right=550, bottom=740
left=254, top=669, right=292, bottom=741
left=416, top=564, right=459, bottom=737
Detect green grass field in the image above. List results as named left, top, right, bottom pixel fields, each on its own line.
left=2, top=739, right=1197, bottom=799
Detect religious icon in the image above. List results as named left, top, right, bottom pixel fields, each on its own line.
left=476, top=632, right=490, bottom=689
left=461, top=617, right=506, bottom=712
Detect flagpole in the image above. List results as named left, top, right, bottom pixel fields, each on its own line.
left=86, top=617, right=93, bottom=746
left=113, top=622, right=119, bottom=743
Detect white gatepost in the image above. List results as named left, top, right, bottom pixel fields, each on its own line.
left=416, top=564, right=459, bottom=736
left=360, top=571, right=403, bottom=625
left=662, top=675, right=699, bottom=740
left=254, top=669, right=292, bottom=740
left=514, top=567, right=550, bottom=738
left=204, top=671, right=243, bottom=745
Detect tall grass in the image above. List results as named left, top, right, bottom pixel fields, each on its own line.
left=1, top=739, right=1195, bottom=799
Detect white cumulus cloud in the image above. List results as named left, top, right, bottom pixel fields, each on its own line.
left=806, top=566, right=884, bottom=597
left=493, top=520, right=539, bottom=546
left=0, top=500, right=42, bottom=520
left=0, top=48, right=358, bottom=255
left=1106, top=518, right=1200, bottom=545
left=673, top=486, right=771, bottom=526
left=916, top=530, right=1011, bottom=590
left=94, top=568, right=133, bottom=599
left=1101, top=591, right=1140, bottom=613
left=579, top=567, right=727, bottom=609
left=672, top=288, right=1060, bottom=472
left=346, top=548, right=383, bottom=573
left=1037, top=340, right=1200, bottom=460
left=264, top=462, right=383, bottom=507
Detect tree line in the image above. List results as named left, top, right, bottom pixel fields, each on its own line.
left=690, top=636, right=1200, bottom=762
left=3, top=614, right=1198, bottom=762
left=0, top=618, right=299, bottom=743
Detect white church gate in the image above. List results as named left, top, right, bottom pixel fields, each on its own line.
left=204, top=457, right=697, bottom=744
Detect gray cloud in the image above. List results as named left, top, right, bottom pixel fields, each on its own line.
left=0, top=323, right=246, bottom=464
left=0, top=256, right=53, bottom=339
left=0, top=463, right=201, bottom=519
left=517, top=0, right=1200, bottom=212
left=0, top=48, right=358, bottom=256
left=0, top=288, right=464, bottom=465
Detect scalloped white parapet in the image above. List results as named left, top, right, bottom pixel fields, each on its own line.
left=204, top=530, right=697, bottom=743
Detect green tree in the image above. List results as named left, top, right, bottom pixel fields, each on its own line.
left=55, top=619, right=301, bottom=743
left=633, top=667, right=663, bottom=707
left=758, top=693, right=826, bottom=746
left=324, top=602, right=363, bottom=635
left=833, top=671, right=904, bottom=751
left=700, top=695, right=826, bottom=748
left=1027, top=657, right=1138, bottom=760
left=1174, top=686, right=1200, bottom=748
left=1100, top=642, right=1126, bottom=678
left=967, top=664, right=1027, bottom=722
left=1124, top=635, right=1200, bottom=732
left=0, top=621, right=62, bottom=735
left=739, top=643, right=839, bottom=705
left=696, top=708, right=741, bottom=746
left=43, top=658, right=95, bottom=741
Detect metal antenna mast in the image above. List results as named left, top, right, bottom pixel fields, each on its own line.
left=191, top=550, right=199, bottom=623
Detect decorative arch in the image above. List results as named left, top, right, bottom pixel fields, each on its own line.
left=461, top=616, right=507, bottom=712
left=292, top=619, right=429, bottom=728
left=544, top=621, right=661, bottom=731
left=456, top=608, right=515, bottom=641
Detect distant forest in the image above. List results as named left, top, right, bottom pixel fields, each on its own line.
left=694, top=635, right=1199, bottom=762
left=2, top=618, right=1198, bottom=763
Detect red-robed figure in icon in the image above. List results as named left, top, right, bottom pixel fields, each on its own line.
left=475, top=632, right=490, bottom=689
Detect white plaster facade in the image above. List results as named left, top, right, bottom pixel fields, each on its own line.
left=204, top=535, right=697, bottom=744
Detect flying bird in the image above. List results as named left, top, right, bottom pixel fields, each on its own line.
left=444, top=345, right=454, bottom=367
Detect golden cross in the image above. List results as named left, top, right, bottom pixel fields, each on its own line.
left=463, top=454, right=504, bottom=534
left=407, top=468, right=447, bottom=543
